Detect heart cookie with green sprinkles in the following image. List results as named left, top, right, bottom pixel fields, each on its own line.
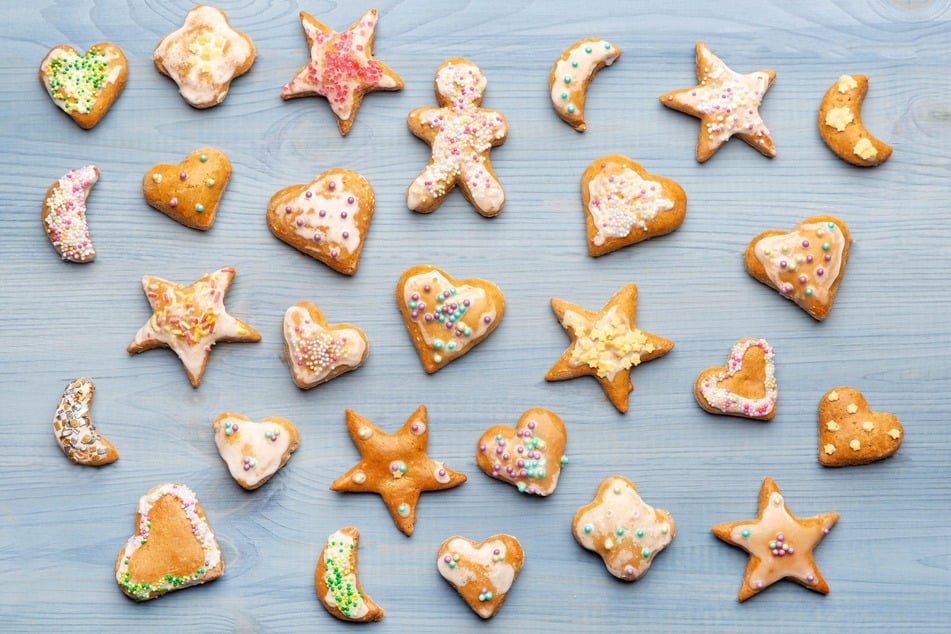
left=315, top=527, right=384, bottom=622
left=142, top=148, right=231, bottom=230
left=39, top=43, right=127, bottom=129
left=476, top=407, right=568, bottom=496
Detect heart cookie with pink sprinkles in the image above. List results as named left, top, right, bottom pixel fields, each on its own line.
left=282, top=301, right=369, bottom=389
left=476, top=408, right=567, bottom=496
left=694, top=338, right=778, bottom=420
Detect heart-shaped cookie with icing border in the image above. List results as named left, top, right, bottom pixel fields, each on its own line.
left=114, top=483, right=223, bottom=601
left=744, top=214, right=851, bottom=321
left=437, top=534, right=524, bottom=619
left=694, top=338, right=778, bottom=420
left=39, top=43, right=127, bottom=129
left=818, top=387, right=904, bottom=466
left=267, top=168, right=375, bottom=275
left=143, top=148, right=231, bottom=230
left=476, top=407, right=567, bottom=496
left=582, top=154, right=687, bottom=256
left=282, top=301, right=369, bottom=389
left=212, top=413, right=300, bottom=489
left=397, top=265, right=505, bottom=373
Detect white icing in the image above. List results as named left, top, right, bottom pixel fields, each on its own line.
left=698, top=338, right=777, bottom=417
left=437, top=538, right=516, bottom=618
left=586, top=162, right=674, bottom=245
left=41, top=45, right=124, bottom=114
left=550, top=39, right=620, bottom=119
left=213, top=416, right=295, bottom=488
left=284, top=182, right=362, bottom=253
left=753, top=221, right=845, bottom=304
left=321, top=530, right=369, bottom=619
left=44, top=165, right=98, bottom=262
left=282, top=305, right=366, bottom=386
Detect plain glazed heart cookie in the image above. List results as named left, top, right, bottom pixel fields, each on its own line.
left=437, top=534, right=524, bottom=619
left=549, top=38, right=621, bottom=132
left=316, top=527, right=384, bottom=622
left=52, top=377, right=118, bottom=466
left=694, top=338, right=778, bottom=420
left=143, top=148, right=231, bottom=230
left=476, top=408, right=567, bottom=496
left=115, top=483, right=223, bottom=601
left=818, top=74, right=892, bottom=167
left=42, top=165, right=99, bottom=263
left=744, top=215, right=851, bottom=321
left=282, top=301, right=369, bottom=389
left=212, top=413, right=300, bottom=489
left=818, top=387, right=904, bottom=466
left=266, top=168, right=375, bottom=275
left=582, top=154, right=687, bottom=256
left=39, top=43, right=127, bottom=129
left=397, top=265, right=505, bottom=374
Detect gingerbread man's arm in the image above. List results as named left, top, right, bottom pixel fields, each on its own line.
left=407, top=106, right=441, bottom=143
left=479, top=108, right=509, bottom=147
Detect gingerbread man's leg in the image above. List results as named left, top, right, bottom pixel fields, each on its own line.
left=407, top=162, right=457, bottom=214
left=457, top=160, right=505, bottom=217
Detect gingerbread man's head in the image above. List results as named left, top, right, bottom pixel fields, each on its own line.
left=434, top=59, right=488, bottom=112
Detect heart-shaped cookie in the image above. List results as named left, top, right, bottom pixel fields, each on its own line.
left=267, top=169, right=375, bottom=275
left=582, top=154, right=687, bottom=256
left=212, top=413, right=300, bottom=489
left=397, top=265, right=505, bottom=373
left=52, top=377, right=118, bottom=466
left=282, top=301, right=369, bottom=389
left=694, top=338, right=778, bottom=420
left=39, top=43, right=127, bottom=129
left=476, top=407, right=567, bottom=496
left=818, top=387, right=904, bottom=466
left=437, top=534, right=524, bottom=619
left=745, top=215, right=851, bottom=321
left=143, top=148, right=231, bottom=230
left=115, top=483, right=223, bottom=601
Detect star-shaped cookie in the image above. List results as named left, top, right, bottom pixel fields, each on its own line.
left=127, top=267, right=261, bottom=387
left=659, top=41, right=776, bottom=162
left=330, top=406, right=466, bottom=536
left=711, top=477, right=838, bottom=601
left=545, top=283, right=673, bottom=413
left=280, top=9, right=403, bottom=135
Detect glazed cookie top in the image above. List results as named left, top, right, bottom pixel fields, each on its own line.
left=40, top=43, right=126, bottom=126
left=283, top=303, right=368, bottom=388
left=586, top=159, right=676, bottom=247
left=43, top=165, right=99, bottom=263
left=696, top=338, right=778, bottom=419
left=549, top=38, right=620, bottom=132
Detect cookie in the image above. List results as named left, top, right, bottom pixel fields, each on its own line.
left=694, top=338, right=778, bottom=420
left=744, top=215, right=851, bottom=321
left=153, top=5, right=255, bottom=109
left=52, top=377, right=118, bottom=466
left=396, top=264, right=505, bottom=374
left=582, top=154, right=687, bottom=256
left=545, top=283, right=674, bottom=413
left=143, top=148, right=231, bottom=230
left=711, top=477, right=838, bottom=602
left=818, top=387, right=904, bottom=467
left=329, top=406, right=467, bottom=536
left=282, top=301, right=369, bottom=389
left=659, top=41, right=776, bottom=162
left=476, top=407, right=567, bottom=496
left=115, top=483, right=223, bottom=601
left=818, top=74, right=892, bottom=167
left=127, top=267, right=261, bottom=387
left=316, top=527, right=384, bottom=622
left=42, top=165, right=99, bottom=263
left=572, top=476, right=675, bottom=580
left=406, top=58, right=509, bottom=217
left=549, top=38, right=621, bottom=132
left=39, top=43, right=127, bottom=129
left=212, top=413, right=300, bottom=490
left=436, top=534, right=524, bottom=619
left=266, top=168, right=375, bottom=275
left=280, top=9, right=403, bottom=135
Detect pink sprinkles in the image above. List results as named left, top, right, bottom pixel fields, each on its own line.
left=44, top=165, right=99, bottom=262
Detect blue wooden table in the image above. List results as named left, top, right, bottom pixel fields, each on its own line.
left=2, top=1, right=949, bottom=631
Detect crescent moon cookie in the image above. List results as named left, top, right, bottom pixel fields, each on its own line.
left=212, top=413, right=300, bottom=490
left=545, top=283, right=674, bottom=414
left=39, top=43, right=127, bottom=128
left=744, top=215, right=852, bottom=321
left=572, top=476, right=675, bottom=581
left=42, top=165, right=99, bottom=263
left=316, top=527, right=384, bottom=622
left=115, top=483, right=223, bottom=601
left=127, top=267, right=261, bottom=387
left=476, top=408, right=568, bottom=496
left=711, top=477, right=838, bottom=602
left=397, top=265, right=505, bottom=374
left=549, top=38, right=621, bottom=132
left=282, top=301, right=369, bottom=389
left=153, top=5, right=255, bottom=109
left=280, top=9, right=403, bottom=135
left=818, top=387, right=904, bottom=467
left=437, top=534, right=524, bottom=619
left=52, top=377, right=118, bottom=466
left=582, top=154, right=687, bottom=256
left=406, top=58, right=509, bottom=217
left=143, top=148, right=231, bottom=231
left=818, top=74, right=893, bottom=167
left=694, top=338, right=778, bottom=421
left=659, top=41, right=776, bottom=162
left=266, top=168, right=375, bottom=275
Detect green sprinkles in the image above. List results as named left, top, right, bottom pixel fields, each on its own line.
left=324, top=538, right=364, bottom=618
left=46, top=49, right=110, bottom=114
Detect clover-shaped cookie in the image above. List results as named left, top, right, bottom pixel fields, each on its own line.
left=694, top=338, right=778, bottom=420
left=39, top=43, right=127, bottom=128
left=282, top=301, right=369, bottom=389
left=437, top=534, right=524, bottom=619
left=476, top=408, right=567, bottom=496
left=818, top=387, right=904, bottom=466
left=42, top=165, right=99, bottom=263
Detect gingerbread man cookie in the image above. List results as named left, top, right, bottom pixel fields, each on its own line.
left=39, top=43, right=127, bottom=128
left=42, top=165, right=99, bottom=263
left=407, top=58, right=509, bottom=217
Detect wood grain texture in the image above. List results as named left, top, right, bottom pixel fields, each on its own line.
left=2, top=0, right=950, bottom=631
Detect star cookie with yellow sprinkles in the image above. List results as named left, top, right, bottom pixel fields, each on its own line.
left=545, top=283, right=673, bottom=413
